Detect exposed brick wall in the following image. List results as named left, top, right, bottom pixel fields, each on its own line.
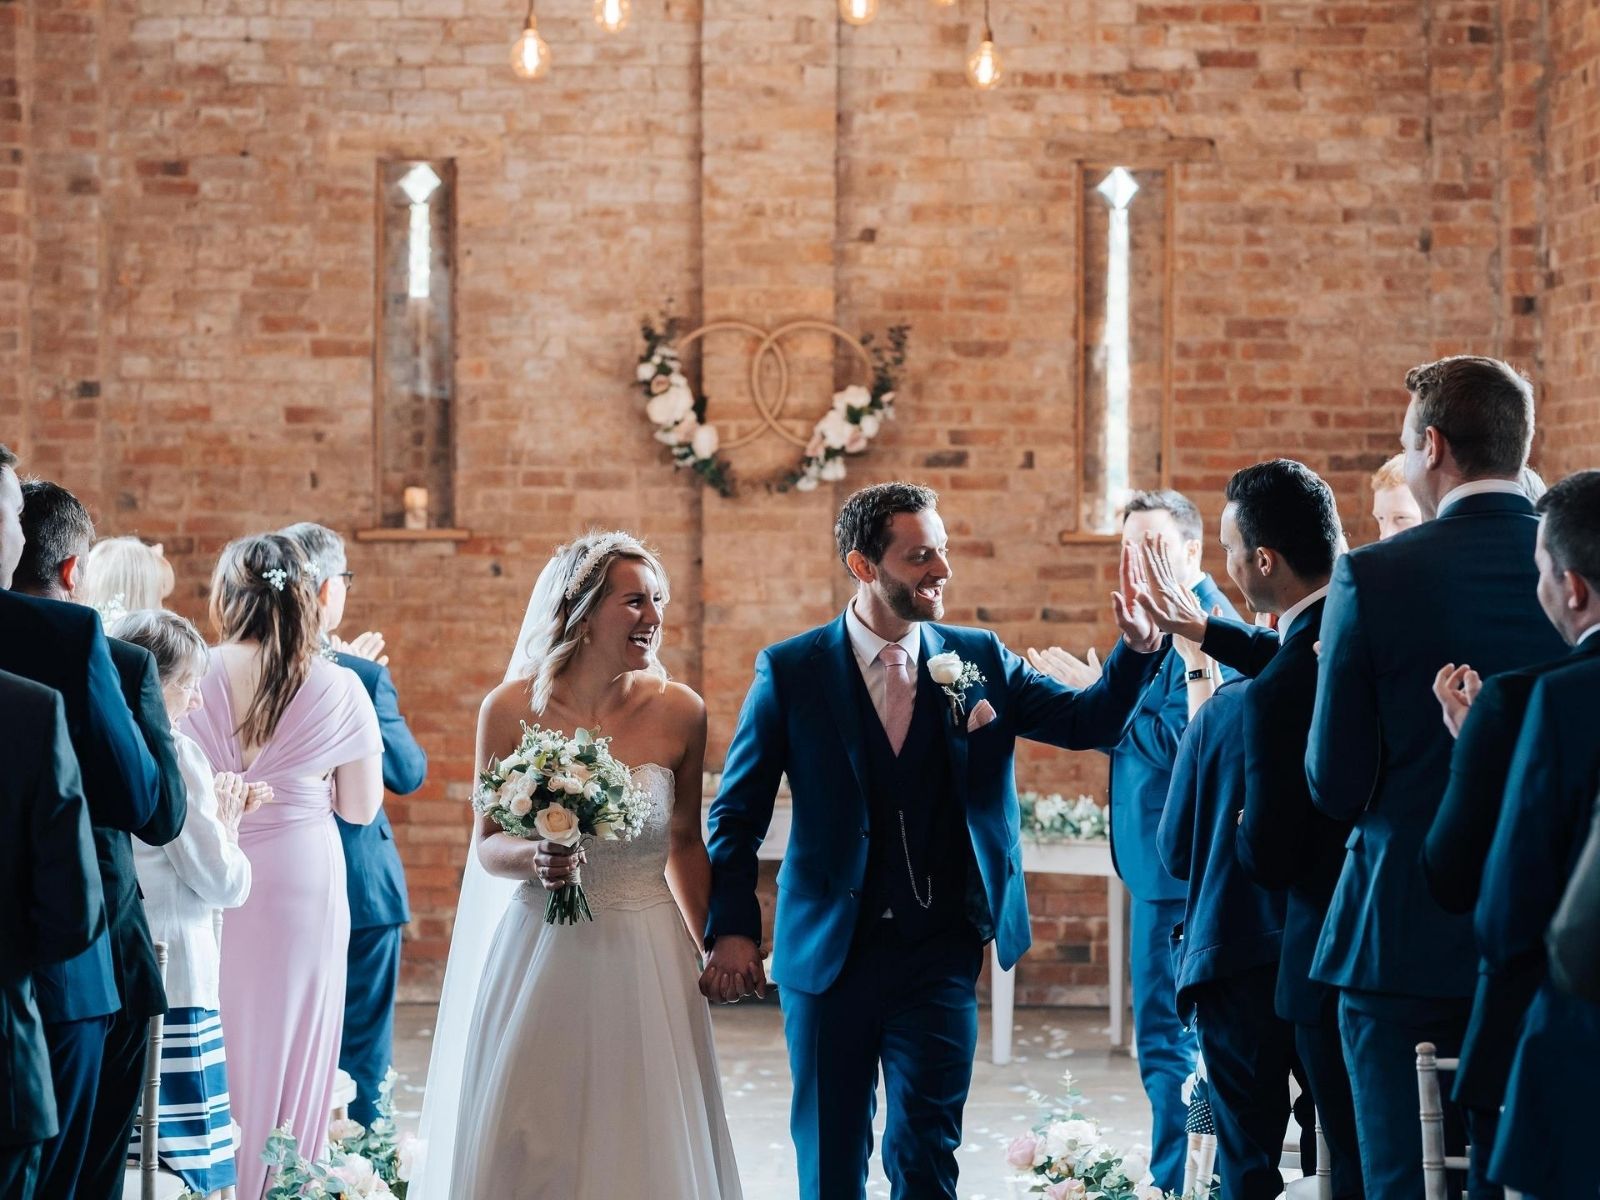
left=8, top=0, right=1600, bottom=1006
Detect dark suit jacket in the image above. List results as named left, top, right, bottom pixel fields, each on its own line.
left=104, top=638, right=188, bottom=1019
left=1306, top=491, right=1566, bottom=997
left=1234, top=598, right=1351, bottom=1025
left=1424, top=634, right=1600, bottom=914
left=706, top=618, right=1163, bottom=992
left=333, top=652, right=424, bottom=930
left=0, top=671, right=105, bottom=1144
left=1105, top=574, right=1239, bottom=902
left=0, top=590, right=161, bottom=1022
left=1548, top=786, right=1600, bottom=1003
left=1201, top=615, right=1281, bottom=680
left=1158, top=679, right=1286, bottom=1022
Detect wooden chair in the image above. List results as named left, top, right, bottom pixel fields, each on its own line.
left=1416, top=1041, right=1472, bottom=1200
left=122, top=941, right=188, bottom=1200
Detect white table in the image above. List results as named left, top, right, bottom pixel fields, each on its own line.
left=707, top=805, right=1128, bottom=1066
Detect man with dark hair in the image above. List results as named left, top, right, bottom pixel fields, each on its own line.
left=1028, top=486, right=1238, bottom=1191
left=705, top=480, right=1167, bottom=1200
left=1305, top=360, right=1563, bottom=1199
left=1470, top=469, right=1600, bottom=1200
left=0, top=449, right=167, bottom=1197
left=11, top=477, right=188, bottom=1199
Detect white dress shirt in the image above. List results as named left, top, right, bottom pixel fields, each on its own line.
left=1577, top=623, right=1600, bottom=648
left=1280, top=584, right=1331, bottom=641
left=131, top=728, right=253, bottom=1011
left=1437, top=478, right=1527, bottom=517
left=844, top=601, right=922, bottom=733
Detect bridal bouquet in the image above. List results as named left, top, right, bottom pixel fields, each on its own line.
left=1006, top=1071, right=1178, bottom=1200
left=473, top=723, right=652, bottom=924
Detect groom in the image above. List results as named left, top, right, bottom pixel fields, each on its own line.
left=704, top=482, right=1167, bottom=1199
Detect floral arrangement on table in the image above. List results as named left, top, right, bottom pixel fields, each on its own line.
left=1006, top=1071, right=1177, bottom=1200
left=262, top=1071, right=422, bottom=1199
left=473, top=723, right=652, bottom=924
left=1018, top=791, right=1110, bottom=842
left=635, top=312, right=909, bottom=497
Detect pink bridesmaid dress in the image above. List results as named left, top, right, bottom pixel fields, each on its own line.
left=185, top=655, right=382, bottom=1200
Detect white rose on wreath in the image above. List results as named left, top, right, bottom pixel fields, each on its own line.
left=691, top=424, right=720, bottom=459
left=646, top=384, right=695, bottom=427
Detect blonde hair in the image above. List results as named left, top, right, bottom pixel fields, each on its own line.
left=520, top=531, right=670, bottom=713
left=208, top=533, right=321, bottom=745
left=81, top=537, right=165, bottom=618
left=1370, top=453, right=1407, bottom=494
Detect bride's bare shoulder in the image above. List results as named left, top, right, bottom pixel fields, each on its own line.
left=479, top=677, right=534, bottom=726
left=649, top=677, right=705, bottom=722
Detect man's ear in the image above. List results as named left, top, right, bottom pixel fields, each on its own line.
left=1423, top=425, right=1446, bottom=471
left=1254, top=546, right=1276, bottom=581
left=61, top=554, right=81, bottom=597
left=845, top=549, right=876, bottom=585
left=1566, top=568, right=1593, bottom=617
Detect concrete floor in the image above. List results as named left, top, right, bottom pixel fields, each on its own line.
left=388, top=1000, right=1155, bottom=1199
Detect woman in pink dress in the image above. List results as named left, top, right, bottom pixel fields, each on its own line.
left=184, top=533, right=383, bottom=1200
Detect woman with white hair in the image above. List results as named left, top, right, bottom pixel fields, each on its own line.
left=79, top=536, right=171, bottom=620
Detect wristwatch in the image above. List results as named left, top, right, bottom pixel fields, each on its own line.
left=1186, top=667, right=1213, bottom=682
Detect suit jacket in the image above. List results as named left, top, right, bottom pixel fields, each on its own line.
left=1423, top=635, right=1600, bottom=914
left=1200, top=615, right=1282, bottom=680
left=1234, top=599, right=1350, bottom=1025
left=706, top=617, right=1164, bottom=994
left=0, top=590, right=161, bottom=1022
left=0, top=671, right=104, bottom=1144
left=1306, top=492, right=1566, bottom=997
left=333, top=652, right=424, bottom=930
left=1548, top=788, right=1600, bottom=1004
left=1105, top=574, right=1239, bottom=902
left=105, top=637, right=189, bottom=1018
left=1158, top=679, right=1286, bottom=1022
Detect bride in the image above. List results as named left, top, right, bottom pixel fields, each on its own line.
left=413, top=531, right=742, bottom=1198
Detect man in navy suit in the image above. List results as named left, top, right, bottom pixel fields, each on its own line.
left=1028, top=490, right=1238, bottom=1191
left=0, top=672, right=105, bottom=1200
left=0, top=446, right=166, bottom=1198
left=282, top=522, right=428, bottom=1126
left=1305, top=358, right=1566, bottom=1199
left=1547, top=792, right=1600, bottom=1004
left=1473, top=470, right=1600, bottom=1200
left=14, top=479, right=191, bottom=1199
left=703, top=482, right=1166, bottom=1200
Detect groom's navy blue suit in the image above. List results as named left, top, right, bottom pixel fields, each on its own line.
left=707, top=615, right=1162, bottom=1199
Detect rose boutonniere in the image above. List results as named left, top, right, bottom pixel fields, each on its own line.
left=927, top=652, right=987, bottom=724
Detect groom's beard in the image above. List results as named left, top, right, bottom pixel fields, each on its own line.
left=881, top=573, right=942, bottom=622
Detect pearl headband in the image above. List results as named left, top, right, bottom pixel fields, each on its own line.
left=564, top=533, right=634, bottom=602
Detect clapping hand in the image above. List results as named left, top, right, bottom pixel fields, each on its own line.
left=243, top=781, right=273, bottom=813
left=1134, top=533, right=1209, bottom=644
left=213, top=772, right=248, bottom=835
left=1025, top=645, right=1103, bottom=689
left=332, top=630, right=389, bottom=667
left=698, top=934, right=767, bottom=1004
left=1111, top=542, right=1163, bottom=654
left=1432, top=663, right=1482, bottom=739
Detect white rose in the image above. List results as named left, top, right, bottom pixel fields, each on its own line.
left=820, top=457, right=848, bottom=482
left=840, top=384, right=873, bottom=411
left=844, top=427, right=868, bottom=454
left=1119, top=1147, right=1150, bottom=1183
left=498, top=751, right=524, bottom=772
left=328, top=1117, right=364, bottom=1145
left=534, top=803, right=582, bottom=846
left=499, top=772, right=536, bottom=809
left=818, top=409, right=854, bottom=449
left=691, top=423, right=721, bottom=459
left=646, top=383, right=695, bottom=427
left=594, top=819, right=616, bottom=840
left=669, top=371, right=687, bottom=387
left=396, top=1133, right=425, bottom=1182
left=582, top=780, right=601, bottom=799
left=1043, top=1119, right=1098, bottom=1159
left=635, top=360, right=657, bottom=382
left=794, top=474, right=819, bottom=492
left=858, top=412, right=882, bottom=438
left=927, top=651, right=964, bottom=686
left=508, top=793, right=534, bottom=818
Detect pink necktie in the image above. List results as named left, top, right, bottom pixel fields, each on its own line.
left=878, top=643, right=915, bottom=756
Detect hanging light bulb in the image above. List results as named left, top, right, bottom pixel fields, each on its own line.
left=967, top=0, right=1002, bottom=89
left=594, top=0, right=630, bottom=33
left=933, top=0, right=957, bottom=6
left=510, top=4, right=551, bottom=80
left=839, top=0, right=878, bottom=26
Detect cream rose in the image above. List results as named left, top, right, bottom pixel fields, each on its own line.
left=646, top=383, right=695, bottom=426
left=691, top=423, right=721, bottom=459
left=534, top=803, right=582, bottom=846
left=817, top=409, right=854, bottom=449
left=859, top=412, right=882, bottom=438
left=635, top=360, right=657, bottom=382
left=927, top=651, right=964, bottom=685
left=508, top=793, right=534, bottom=818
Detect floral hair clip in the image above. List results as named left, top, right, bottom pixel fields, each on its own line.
left=263, top=567, right=289, bottom=592
left=564, top=533, right=632, bottom=602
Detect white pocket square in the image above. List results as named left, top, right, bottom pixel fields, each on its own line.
left=966, top=699, right=997, bottom=732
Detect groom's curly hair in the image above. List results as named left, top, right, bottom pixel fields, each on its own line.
left=835, top=482, right=939, bottom=569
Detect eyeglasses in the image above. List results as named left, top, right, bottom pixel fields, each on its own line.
left=337, top=571, right=355, bottom=589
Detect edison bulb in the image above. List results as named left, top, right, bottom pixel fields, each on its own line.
left=967, top=35, right=1002, bottom=88
left=839, top=0, right=878, bottom=26
left=510, top=18, right=551, bottom=79
left=933, top=0, right=957, bottom=6
left=594, top=0, right=630, bottom=32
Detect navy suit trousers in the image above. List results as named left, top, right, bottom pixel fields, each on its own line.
left=341, top=924, right=404, bottom=1126
left=1131, top=895, right=1196, bottom=1193
left=1338, top=990, right=1486, bottom=1200
left=782, top=920, right=983, bottom=1200
left=38, top=1015, right=109, bottom=1199
left=0, top=1142, right=41, bottom=1200
left=1295, top=996, right=1364, bottom=1200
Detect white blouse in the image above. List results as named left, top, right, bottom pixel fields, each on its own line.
left=132, top=728, right=253, bottom=1011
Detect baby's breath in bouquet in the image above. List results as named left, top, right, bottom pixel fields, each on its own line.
left=472, top=723, right=651, bottom=924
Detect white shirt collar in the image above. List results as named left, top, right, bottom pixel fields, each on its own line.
left=1576, top=623, right=1600, bottom=648
left=845, top=600, right=921, bottom=668
left=1279, top=584, right=1330, bottom=640
left=1437, top=478, right=1526, bottom=517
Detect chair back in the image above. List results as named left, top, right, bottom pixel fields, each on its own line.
left=1416, top=1041, right=1469, bottom=1200
left=140, top=941, right=168, bottom=1200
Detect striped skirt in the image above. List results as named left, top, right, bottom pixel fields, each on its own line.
left=127, top=1008, right=239, bottom=1194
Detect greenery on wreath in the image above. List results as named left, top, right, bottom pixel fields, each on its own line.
left=1018, top=791, right=1110, bottom=842
left=636, top=311, right=909, bottom=497
left=263, top=1070, right=420, bottom=1199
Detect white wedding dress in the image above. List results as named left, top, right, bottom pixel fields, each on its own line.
left=433, top=761, right=743, bottom=1198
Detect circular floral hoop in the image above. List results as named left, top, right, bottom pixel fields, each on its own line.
left=636, top=312, right=909, bottom=497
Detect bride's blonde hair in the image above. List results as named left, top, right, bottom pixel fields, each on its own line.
left=519, top=531, right=671, bottom=713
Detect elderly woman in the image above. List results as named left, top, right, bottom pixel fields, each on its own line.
left=109, top=609, right=261, bottom=1199
left=80, top=536, right=171, bottom=620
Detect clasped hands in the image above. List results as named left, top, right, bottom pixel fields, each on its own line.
left=697, top=934, right=767, bottom=1004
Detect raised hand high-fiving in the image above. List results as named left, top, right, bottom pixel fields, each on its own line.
left=1134, top=532, right=1210, bottom=644
left=1112, top=540, right=1164, bottom=654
